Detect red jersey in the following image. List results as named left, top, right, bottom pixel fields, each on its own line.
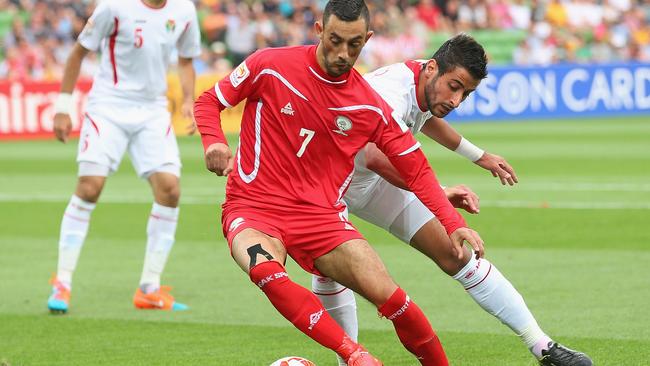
left=195, top=45, right=465, bottom=235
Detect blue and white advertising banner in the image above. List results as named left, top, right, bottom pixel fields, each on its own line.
left=448, top=63, right=650, bottom=121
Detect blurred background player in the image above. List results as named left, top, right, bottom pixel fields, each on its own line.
left=194, top=1, right=487, bottom=364
left=313, top=34, right=592, bottom=366
left=46, top=0, right=201, bottom=313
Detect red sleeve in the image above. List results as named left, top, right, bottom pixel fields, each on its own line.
left=215, top=49, right=266, bottom=108
left=194, top=87, right=227, bottom=151
left=373, top=112, right=467, bottom=235
left=194, top=49, right=267, bottom=152
left=389, top=148, right=466, bottom=235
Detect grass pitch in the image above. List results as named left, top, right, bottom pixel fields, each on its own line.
left=0, top=116, right=649, bottom=365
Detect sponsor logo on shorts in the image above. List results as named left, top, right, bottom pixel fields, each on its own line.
left=387, top=295, right=411, bottom=320
left=229, top=217, right=245, bottom=232
left=230, top=61, right=250, bottom=88
left=308, top=309, right=323, bottom=330
left=338, top=212, right=355, bottom=230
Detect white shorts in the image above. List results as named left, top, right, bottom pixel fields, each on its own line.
left=345, top=178, right=434, bottom=244
left=76, top=103, right=181, bottom=178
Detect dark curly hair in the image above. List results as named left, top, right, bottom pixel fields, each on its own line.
left=432, top=33, right=488, bottom=80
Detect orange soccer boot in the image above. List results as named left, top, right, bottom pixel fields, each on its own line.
left=133, top=285, right=188, bottom=311
left=47, top=278, right=71, bottom=314
left=335, top=335, right=383, bottom=366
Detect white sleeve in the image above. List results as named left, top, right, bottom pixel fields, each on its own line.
left=385, top=90, right=411, bottom=133
left=366, top=74, right=410, bottom=132
left=77, top=1, right=115, bottom=52
left=177, top=5, right=202, bottom=58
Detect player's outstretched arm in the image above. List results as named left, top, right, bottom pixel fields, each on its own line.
left=374, top=109, right=486, bottom=257
left=421, top=117, right=518, bottom=185
left=420, top=116, right=464, bottom=151
left=53, top=42, right=89, bottom=143
left=178, top=57, right=197, bottom=135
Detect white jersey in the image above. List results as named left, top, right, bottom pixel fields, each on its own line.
left=79, top=0, right=201, bottom=107
left=346, top=61, right=433, bottom=207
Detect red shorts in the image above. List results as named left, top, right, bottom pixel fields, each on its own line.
left=222, top=202, right=364, bottom=275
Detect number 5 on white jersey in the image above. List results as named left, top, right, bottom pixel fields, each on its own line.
left=296, top=128, right=315, bottom=158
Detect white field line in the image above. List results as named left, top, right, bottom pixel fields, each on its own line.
left=0, top=193, right=218, bottom=205
left=479, top=200, right=650, bottom=210
left=0, top=193, right=648, bottom=209
left=1, top=182, right=649, bottom=192
left=465, top=182, right=650, bottom=192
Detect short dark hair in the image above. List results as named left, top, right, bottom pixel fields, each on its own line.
left=323, top=0, right=370, bottom=29
left=432, top=34, right=488, bottom=80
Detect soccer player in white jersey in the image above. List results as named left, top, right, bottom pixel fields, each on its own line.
left=47, top=0, right=201, bottom=313
left=313, top=34, right=593, bottom=366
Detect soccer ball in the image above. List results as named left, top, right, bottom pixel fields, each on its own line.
left=269, top=356, right=316, bottom=366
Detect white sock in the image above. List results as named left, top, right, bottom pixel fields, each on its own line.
left=527, top=326, right=553, bottom=358
left=312, top=275, right=358, bottom=366
left=57, top=195, right=96, bottom=289
left=453, top=255, right=551, bottom=358
left=139, top=202, right=178, bottom=292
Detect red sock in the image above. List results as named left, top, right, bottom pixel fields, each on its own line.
left=379, top=288, right=448, bottom=366
left=249, top=261, right=346, bottom=351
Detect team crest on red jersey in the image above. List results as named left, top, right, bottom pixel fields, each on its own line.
left=165, top=19, right=176, bottom=32
left=333, top=115, right=352, bottom=136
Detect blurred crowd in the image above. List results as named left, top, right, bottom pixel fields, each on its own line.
left=1, top=0, right=649, bottom=81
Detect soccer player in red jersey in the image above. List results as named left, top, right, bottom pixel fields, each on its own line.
left=194, top=1, right=483, bottom=365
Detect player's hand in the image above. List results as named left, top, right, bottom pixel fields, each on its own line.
left=181, top=99, right=197, bottom=135
left=450, top=227, right=484, bottom=260
left=444, top=184, right=480, bottom=214
left=205, top=142, right=233, bottom=176
left=53, top=113, right=73, bottom=143
left=474, top=152, right=518, bottom=186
